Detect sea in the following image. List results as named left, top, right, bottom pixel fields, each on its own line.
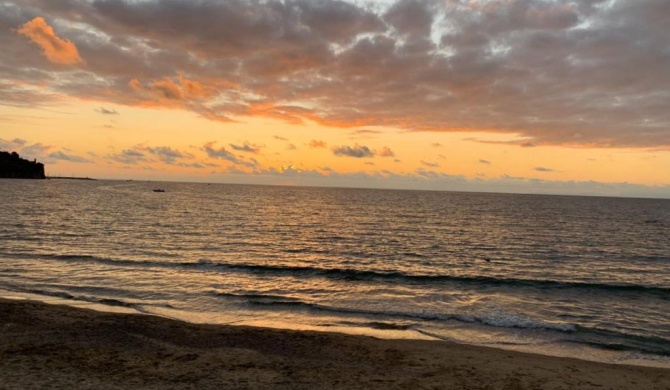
left=1, top=179, right=669, bottom=368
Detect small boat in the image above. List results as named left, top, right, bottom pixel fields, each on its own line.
left=152, top=189, right=165, bottom=193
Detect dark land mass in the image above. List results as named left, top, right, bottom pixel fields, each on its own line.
left=1, top=299, right=668, bottom=390
left=0, top=151, right=45, bottom=179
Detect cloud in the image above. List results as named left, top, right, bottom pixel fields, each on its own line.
left=309, top=140, right=327, bottom=148
left=534, top=166, right=555, bottom=172
left=202, top=142, right=257, bottom=168
left=202, top=142, right=239, bottom=162
left=377, top=146, right=395, bottom=157
left=273, top=135, right=288, bottom=141
left=108, top=144, right=201, bottom=166
left=0, top=138, right=28, bottom=151
left=128, top=76, right=210, bottom=106
left=97, top=107, right=119, bottom=115
left=48, top=150, right=91, bottom=163
left=0, top=138, right=59, bottom=163
left=16, top=17, right=83, bottom=65
left=146, top=146, right=188, bottom=164
left=420, top=160, right=439, bottom=168
left=479, top=159, right=491, bottom=165
left=230, top=142, right=262, bottom=154
left=332, top=144, right=374, bottom=158
left=110, top=148, right=148, bottom=165
left=2, top=0, right=670, bottom=148
left=352, top=129, right=381, bottom=135
left=206, top=164, right=670, bottom=199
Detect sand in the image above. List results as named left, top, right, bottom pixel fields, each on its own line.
left=1, top=299, right=668, bottom=390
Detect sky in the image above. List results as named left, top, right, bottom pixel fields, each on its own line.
left=1, top=0, right=669, bottom=198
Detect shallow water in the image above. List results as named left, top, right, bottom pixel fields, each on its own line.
left=1, top=179, right=669, bottom=367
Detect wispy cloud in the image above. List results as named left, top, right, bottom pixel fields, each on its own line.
left=48, top=150, right=90, bottom=163
left=96, top=107, right=119, bottom=115
left=377, top=146, right=395, bottom=157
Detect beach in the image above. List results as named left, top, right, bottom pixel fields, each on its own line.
left=1, top=298, right=668, bottom=390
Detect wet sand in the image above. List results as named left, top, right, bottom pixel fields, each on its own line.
left=1, top=298, right=668, bottom=389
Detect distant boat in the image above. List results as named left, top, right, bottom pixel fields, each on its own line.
left=152, top=189, right=165, bottom=193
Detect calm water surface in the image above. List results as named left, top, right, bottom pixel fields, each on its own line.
left=1, top=179, right=669, bottom=367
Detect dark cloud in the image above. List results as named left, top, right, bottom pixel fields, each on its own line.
left=202, top=142, right=240, bottom=163
left=146, top=146, right=188, bottom=163
left=230, top=142, right=262, bottom=154
left=2, top=0, right=669, bottom=148
left=202, top=142, right=257, bottom=168
left=420, top=160, right=439, bottom=168
left=384, top=0, right=434, bottom=39
left=110, top=147, right=147, bottom=164
left=332, top=144, right=374, bottom=158
left=97, top=107, right=119, bottom=115
left=106, top=144, right=204, bottom=166
left=534, top=166, right=555, bottom=172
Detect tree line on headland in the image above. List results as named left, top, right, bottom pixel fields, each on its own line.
left=0, top=151, right=46, bottom=179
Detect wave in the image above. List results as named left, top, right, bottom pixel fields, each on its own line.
left=15, top=287, right=140, bottom=309
left=196, top=260, right=670, bottom=298
left=213, top=290, right=577, bottom=333
left=213, top=290, right=670, bottom=356
left=0, top=283, right=174, bottom=311
left=567, top=328, right=670, bottom=357
left=13, top=253, right=670, bottom=297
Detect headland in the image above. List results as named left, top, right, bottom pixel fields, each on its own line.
left=0, top=151, right=45, bottom=179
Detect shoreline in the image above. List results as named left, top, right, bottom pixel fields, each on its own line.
left=2, top=298, right=669, bottom=389
left=3, top=290, right=670, bottom=370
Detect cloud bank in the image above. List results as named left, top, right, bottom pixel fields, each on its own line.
left=2, top=0, right=669, bottom=147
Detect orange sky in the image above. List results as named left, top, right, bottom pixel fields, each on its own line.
left=1, top=0, right=669, bottom=198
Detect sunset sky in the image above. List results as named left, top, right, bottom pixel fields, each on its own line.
left=1, top=0, right=669, bottom=197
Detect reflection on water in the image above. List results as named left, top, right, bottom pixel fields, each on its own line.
left=1, top=179, right=669, bottom=367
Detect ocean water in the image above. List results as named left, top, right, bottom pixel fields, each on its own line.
left=1, top=179, right=669, bottom=367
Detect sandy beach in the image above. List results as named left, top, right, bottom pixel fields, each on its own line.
left=0, top=299, right=668, bottom=389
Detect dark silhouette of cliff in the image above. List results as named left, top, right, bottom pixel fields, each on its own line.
left=0, top=151, right=46, bottom=179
